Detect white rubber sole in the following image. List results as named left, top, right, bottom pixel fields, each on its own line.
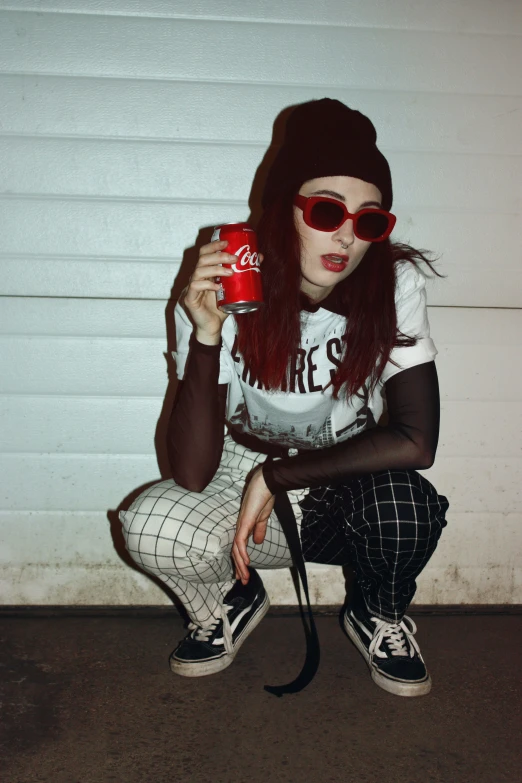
left=343, top=612, right=432, bottom=697
left=170, top=593, right=271, bottom=677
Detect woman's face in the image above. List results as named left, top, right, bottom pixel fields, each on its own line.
left=294, top=175, right=383, bottom=303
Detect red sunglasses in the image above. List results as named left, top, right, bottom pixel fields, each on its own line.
left=294, top=194, right=396, bottom=242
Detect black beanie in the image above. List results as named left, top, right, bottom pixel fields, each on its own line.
left=261, top=98, right=393, bottom=212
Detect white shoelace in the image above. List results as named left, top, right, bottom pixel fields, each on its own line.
left=187, top=603, right=234, bottom=655
left=368, top=615, right=423, bottom=661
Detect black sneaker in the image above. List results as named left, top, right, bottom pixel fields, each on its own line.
left=169, top=567, right=270, bottom=677
left=343, top=590, right=432, bottom=697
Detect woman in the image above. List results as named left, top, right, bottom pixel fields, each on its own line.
left=120, top=98, right=450, bottom=698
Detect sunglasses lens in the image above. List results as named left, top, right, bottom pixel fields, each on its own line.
left=356, top=212, right=390, bottom=240
left=309, top=200, right=346, bottom=230
left=308, top=200, right=391, bottom=239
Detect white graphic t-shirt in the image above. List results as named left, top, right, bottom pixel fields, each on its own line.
left=173, top=261, right=437, bottom=452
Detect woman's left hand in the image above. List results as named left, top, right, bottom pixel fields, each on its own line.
left=232, top=464, right=276, bottom=585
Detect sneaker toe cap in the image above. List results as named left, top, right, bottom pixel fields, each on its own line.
left=377, top=657, right=428, bottom=682
left=172, top=639, right=220, bottom=662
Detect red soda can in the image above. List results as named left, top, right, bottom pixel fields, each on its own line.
left=211, top=222, right=264, bottom=313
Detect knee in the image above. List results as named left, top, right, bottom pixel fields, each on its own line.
left=119, top=479, right=228, bottom=571
left=361, top=469, right=448, bottom=542
left=119, top=480, right=178, bottom=567
left=401, top=470, right=449, bottom=540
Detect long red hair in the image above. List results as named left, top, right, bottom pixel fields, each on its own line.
left=235, top=192, right=446, bottom=402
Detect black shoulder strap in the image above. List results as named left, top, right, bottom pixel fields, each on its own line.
left=264, top=474, right=321, bottom=697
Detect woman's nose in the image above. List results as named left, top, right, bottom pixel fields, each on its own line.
left=332, top=219, right=355, bottom=247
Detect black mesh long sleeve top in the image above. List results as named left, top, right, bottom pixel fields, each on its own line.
left=167, top=261, right=440, bottom=493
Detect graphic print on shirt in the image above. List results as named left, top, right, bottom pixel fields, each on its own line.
left=174, top=260, right=437, bottom=454
left=227, top=332, right=375, bottom=450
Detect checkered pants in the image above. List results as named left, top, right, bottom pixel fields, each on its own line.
left=120, top=434, right=449, bottom=626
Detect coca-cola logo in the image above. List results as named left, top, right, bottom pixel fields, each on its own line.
left=231, top=244, right=261, bottom=274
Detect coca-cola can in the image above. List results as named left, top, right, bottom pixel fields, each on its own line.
left=211, top=222, right=264, bottom=313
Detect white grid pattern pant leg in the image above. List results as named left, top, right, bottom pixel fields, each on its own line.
left=119, top=435, right=308, bottom=627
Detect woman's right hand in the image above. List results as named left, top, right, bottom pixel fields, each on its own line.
left=181, top=239, right=237, bottom=337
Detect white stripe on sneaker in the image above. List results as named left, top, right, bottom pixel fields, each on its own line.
left=351, top=611, right=373, bottom=642
left=213, top=599, right=257, bottom=646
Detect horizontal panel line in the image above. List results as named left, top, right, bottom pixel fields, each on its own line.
left=1, top=394, right=520, bottom=404
left=0, top=131, right=268, bottom=148
left=0, top=333, right=164, bottom=340
left=2, top=395, right=519, bottom=404
left=0, top=449, right=520, bottom=459
left=0, top=562, right=121, bottom=568
left=0, top=195, right=520, bottom=215
left=0, top=552, right=124, bottom=556
left=2, top=7, right=522, bottom=37
left=0, top=392, right=172, bottom=399
left=0, top=392, right=166, bottom=404
left=2, top=71, right=522, bottom=100
left=1, top=132, right=521, bottom=158
left=2, top=71, right=522, bottom=99
left=0, top=394, right=165, bottom=400
left=0, top=253, right=182, bottom=263
left=1, top=451, right=520, bottom=458
left=0, top=294, right=177, bottom=301
left=0, top=193, right=248, bottom=206
left=0, top=253, right=519, bottom=267
left=0, top=397, right=514, bottom=404
left=0, top=510, right=133, bottom=516
left=0, top=452, right=158, bottom=457
left=1, top=294, right=520, bottom=311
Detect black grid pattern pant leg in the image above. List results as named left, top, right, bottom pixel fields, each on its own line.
left=299, top=469, right=450, bottom=623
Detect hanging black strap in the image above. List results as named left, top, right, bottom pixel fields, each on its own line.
left=263, top=460, right=320, bottom=697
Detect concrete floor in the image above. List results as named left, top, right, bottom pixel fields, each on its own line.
left=1, top=611, right=521, bottom=783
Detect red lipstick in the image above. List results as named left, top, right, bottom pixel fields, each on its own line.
left=320, top=254, right=348, bottom=272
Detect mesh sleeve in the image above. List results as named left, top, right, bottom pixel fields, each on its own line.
left=261, top=361, right=440, bottom=494
left=172, top=299, right=232, bottom=384
left=167, top=331, right=228, bottom=492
